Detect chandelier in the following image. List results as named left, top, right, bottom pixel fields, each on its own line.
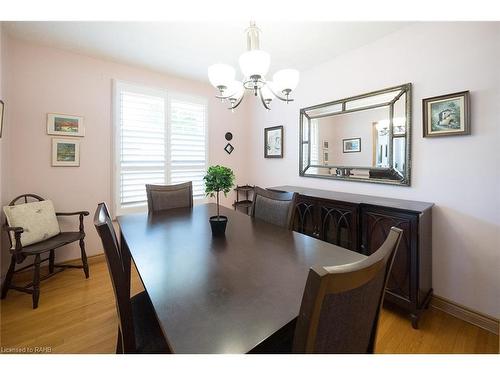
left=208, top=21, right=300, bottom=111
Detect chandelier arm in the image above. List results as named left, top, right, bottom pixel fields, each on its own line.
left=215, top=89, right=240, bottom=100
left=258, top=88, right=271, bottom=110
left=228, top=95, right=245, bottom=110
left=265, top=83, right=295, bottom=102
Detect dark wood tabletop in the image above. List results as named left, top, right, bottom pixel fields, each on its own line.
left=117, top=203, right=366, bottom=353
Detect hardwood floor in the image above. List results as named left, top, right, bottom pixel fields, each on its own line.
left=1, top=256, right=498, bottom=354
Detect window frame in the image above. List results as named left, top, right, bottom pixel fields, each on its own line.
left=112, top=80, right=209, bottom=217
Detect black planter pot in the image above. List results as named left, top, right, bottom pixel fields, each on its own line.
left=209, top=215, right=228, bottom=236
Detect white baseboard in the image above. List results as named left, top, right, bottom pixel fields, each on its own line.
left=431, top=295, right=499, bottom=335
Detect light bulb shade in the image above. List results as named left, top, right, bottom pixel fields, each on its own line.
left=208, top=64, right=235, bottom=89
left=239, top=50, right=270, bottom=78
left=226, top=80, right=244, bottom=99
left=272, top=69, right=300, bottom=93
left=261, top=84, right=274, bottom=101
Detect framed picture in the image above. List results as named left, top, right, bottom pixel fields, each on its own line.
left=47, top=113, right=85, bottom=137
left=0, top=100, right=4, bottom=138
left=422, top=91, right=470, bottom=137
left=323, top=140, right=329, bottom=149
left=52, top=138, right=80, bottom=167
left=343, top=137, right=361, bottom=153
left=264, top=125, right=283, bottom=158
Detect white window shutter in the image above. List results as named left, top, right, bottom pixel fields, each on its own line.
left=114, top=82, right=208, bottom=215
left=119, top=89, right=166, bottom=211
left=169, top=97, right=208, bottom=199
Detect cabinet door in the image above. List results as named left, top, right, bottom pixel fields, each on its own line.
left=292, top=197, right=318, bottom=238
left=361, top=206, right=418, bottom=302
left=318, top=200, right=358, bottom=251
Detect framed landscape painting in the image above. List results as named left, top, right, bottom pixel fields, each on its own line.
left=47, top=113, right=85, bottom=137
left=343, top=137, right=361, bottom=153
left=423, top=91, right=470, bottom=137
left=264, top=125, right=283, bottom=158
left=52, top=138, right=80, bottom=167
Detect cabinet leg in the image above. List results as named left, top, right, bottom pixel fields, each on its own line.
left=423, top=289, right=433, bottom=310
left=410, top=313, right=419, bottom=329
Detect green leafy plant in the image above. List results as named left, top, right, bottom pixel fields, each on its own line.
left=204, top=165, right=235, bottom=219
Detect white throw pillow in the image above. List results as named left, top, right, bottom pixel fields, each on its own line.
left=3, top=200, right=61, bottom=248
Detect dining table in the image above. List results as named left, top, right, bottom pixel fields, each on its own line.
left=117, top=203, right=366, bottom=353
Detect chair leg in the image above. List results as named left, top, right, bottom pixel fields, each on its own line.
left=1, top=255, right=16, bottom=299
left=80, top=238, right=89, bottom=279
left=49, top=249, right=55, bottom=274
left=32, top=254, right=41, bottom=309
left=116, top=328, right=123, bottom=354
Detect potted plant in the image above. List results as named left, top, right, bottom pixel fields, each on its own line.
left=203, top=165, right=235, bottom=236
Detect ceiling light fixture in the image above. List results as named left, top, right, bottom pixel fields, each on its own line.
left=208, top=21, right=300, bottom=111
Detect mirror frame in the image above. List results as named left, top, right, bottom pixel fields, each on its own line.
left=299, top=83, right=412, bottom=186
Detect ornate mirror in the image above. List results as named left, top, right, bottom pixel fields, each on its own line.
left=299, top=83, right=411, bottom=186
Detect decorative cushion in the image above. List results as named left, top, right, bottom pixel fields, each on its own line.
left=3, top=200, right=61, bottom=249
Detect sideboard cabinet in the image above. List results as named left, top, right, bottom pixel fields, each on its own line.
left=273, top=185, right=433, bottom=329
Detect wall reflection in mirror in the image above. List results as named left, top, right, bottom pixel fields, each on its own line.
left=299, top=83, right=411, bottom=186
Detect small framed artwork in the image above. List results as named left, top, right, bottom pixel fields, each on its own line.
left=224, top=143, right=234, bottom=154
left=0, top=100, right=4, bottom=138
left=52, top=138, right=80, bottom=167
left=47, top=113, right=85, bottom=137
left=423, top=91, right=470, bottom=137
left=343, top=137, right=361, bottom=153
left=323, top=140, right=329, bottom=149
left=264, top=125, right=283, bottom=158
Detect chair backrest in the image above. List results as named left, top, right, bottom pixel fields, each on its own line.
left=93, top=202, right=136, bottom=353
left=292, top=227, right=403, bottom=353
left=250, top=187, right=297, bottom=229
left=146, top=182, right=193, bottom=213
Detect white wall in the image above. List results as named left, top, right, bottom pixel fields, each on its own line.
left=249, top=22, right=500, bottom=318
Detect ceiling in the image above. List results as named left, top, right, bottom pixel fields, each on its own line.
left=3, top=21, right=410, bottom=83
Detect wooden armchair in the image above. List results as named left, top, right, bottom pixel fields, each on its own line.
left=1, top=194, right=90, bottom=309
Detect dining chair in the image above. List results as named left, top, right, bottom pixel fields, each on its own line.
left=254, top=227, right=403, bottom=354
left=145, top=182, right=193, bottom=213
left=291, top=227, right=403, bottom=353
left=94, top=202, right=170, bottom=354
left=250, top=186, right=298, bottom=229
left=1, top=193, right=89, bottom=309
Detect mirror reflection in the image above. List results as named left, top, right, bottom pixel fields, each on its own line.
left=299, top=84, right=411, bottom=186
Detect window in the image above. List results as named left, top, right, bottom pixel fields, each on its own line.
left=310, top=119, right=319, bottom=166
left=114, top=81, right=208, bottom=215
